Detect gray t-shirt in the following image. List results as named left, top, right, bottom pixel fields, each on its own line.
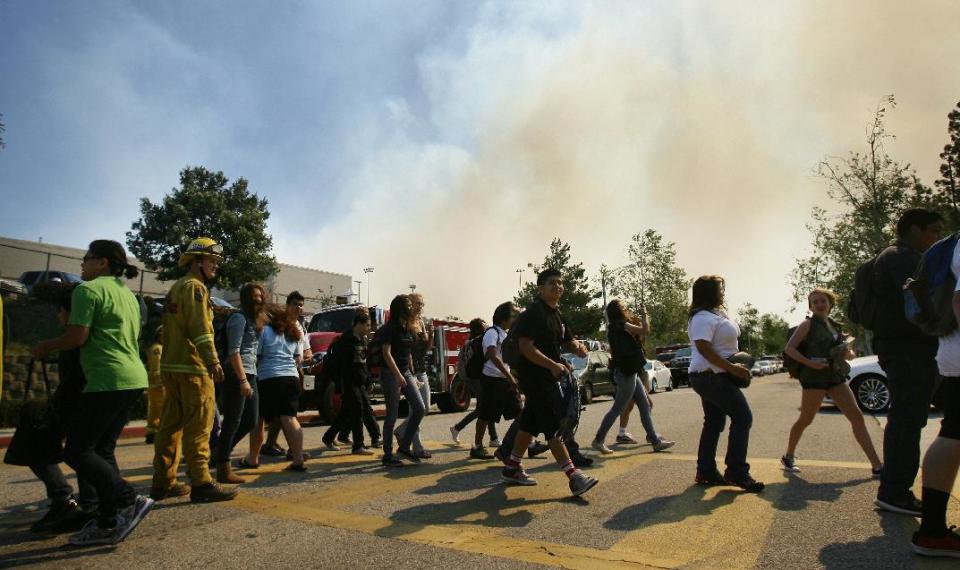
left=226, top=312, right=259, bottom=376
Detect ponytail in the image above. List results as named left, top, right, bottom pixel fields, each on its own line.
left=87, top=239, right=138, bottom=280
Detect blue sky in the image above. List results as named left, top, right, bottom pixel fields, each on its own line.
left=2, top=1, right=960, bottom=321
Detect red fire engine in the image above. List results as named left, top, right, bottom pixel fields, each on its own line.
left=299, top=303, right=473, bottom=421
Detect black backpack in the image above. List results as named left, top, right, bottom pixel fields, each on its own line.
left=367, top=325, right=387, bottom=368
left=904, top=233, right=960, bottom=336
left=782, top=322, right=806, bottom=379
left=847, top=257, right=880, bottom=329
left=213, top=309, right=243, bottom=363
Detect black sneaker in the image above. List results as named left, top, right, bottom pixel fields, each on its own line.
left=726, top=475, right=765, bottom=493
left=695, top=470, right=726, bottom=486
left=470, top=446, right=494, bottom=460
left=528, top=441, right=550, bottom=458
left=31, top=498, right=82, bottom=533
left=912, top=526, right=960, bottom=558
left=494, top=447, right=507, bottom=464
left=876, top=492, right=922, bottom=516
left=570, top=451, right=594, bottom=468
left=381, top=455, right=404, bottom=468
left=370, top=437, right=383, bottom=448
left=336, top=435, right=352, bottom=445
left=397, top=448, right=421, bottom=464
left=260, top=444, right=286, bottom=457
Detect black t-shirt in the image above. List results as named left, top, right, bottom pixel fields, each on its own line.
left=332, top=331, right=370, bottom=389
left=383, top=319, right=414, bottom=373
left=873, top=241, right=938, bottom=356
left=512, top=296, right=573, bottom=380
left=607, top=319, right=646, bottom=373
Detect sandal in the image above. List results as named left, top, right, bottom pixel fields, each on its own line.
left=284, top=463, right=307, bottom=473
left=237, top=457, right=260, bottom=469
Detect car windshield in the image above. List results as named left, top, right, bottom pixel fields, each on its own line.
left=563, top=353, right=588, bottom=371
left=674, top=347, right=692, bottom=358
left=309, top=309, right=355, bottom=333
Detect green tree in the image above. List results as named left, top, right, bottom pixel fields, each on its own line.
left=515, top=238, right=603, bottom=338
left=759, top=313, right=790, bottom=355
left=934, top=100, right=960, bottom=230
left=737, top=303, right=761, bottom=355
left=607, top=229, right=691, bottom=349
left=790, top=96, right=936, bottom=314
left=126, top=166, right=279, bottom=289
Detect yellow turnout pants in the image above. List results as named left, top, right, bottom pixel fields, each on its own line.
left=152, top=372, right=215, bottom=489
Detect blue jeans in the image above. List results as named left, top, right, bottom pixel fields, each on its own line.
left=397, top=372, right=430, bottom=452
left=214, top=372, right=259, bottom=464
left=878, top=352, right=938, bottom=500
left=689, top=372, right=753, bottom=481
left=380, top=369, right=424, bottom=457
left=595, top=370, right=660, bottom=444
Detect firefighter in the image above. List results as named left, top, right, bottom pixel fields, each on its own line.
left=150, top=238, right=238, bottom=503
left=144, top=326, right=164, bottom=445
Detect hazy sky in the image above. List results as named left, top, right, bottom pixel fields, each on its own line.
left=2, top=1, right=960, bottom=325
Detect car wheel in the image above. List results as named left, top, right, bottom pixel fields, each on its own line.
left=651, top=378, right=659, bottom=393
left=665, top=377, right=673, bottom=391
left=580, top=382, right=594, bottom=405
left=436, top=374, right=471, bottom=413
left=850, top=374, right=890, bottom=413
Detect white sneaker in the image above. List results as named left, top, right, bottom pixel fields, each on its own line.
left=325, top=442, right=341, bottom=452
left=489, top=438, right=501, bottom=447
left=352, top=447, right=375, bottom=456
left=591, top=439, right=614, bottom=455
left=449, top=426, right=461, bottom=444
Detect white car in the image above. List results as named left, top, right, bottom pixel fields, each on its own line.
left=824, top=355, right=890, bottom=413
left=644, top=360, right=673, bottom=393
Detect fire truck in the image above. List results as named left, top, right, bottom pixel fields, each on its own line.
left=299, top=303, right=473, bottom=422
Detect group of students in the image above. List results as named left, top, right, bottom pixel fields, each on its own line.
left=18, top=207, right=960, bottom=559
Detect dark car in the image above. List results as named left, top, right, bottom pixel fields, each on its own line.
left=668, top=346, right=692, bottom=388
left=564, top=350, right=613, bottom=404
left=18, top=270, right=83, bottom=296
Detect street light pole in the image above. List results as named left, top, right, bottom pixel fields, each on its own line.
left=409, top=284, right=416, bottom=293
left=363, top=267, right=374, bottom=305
left=516, top=268, right=524, bottom=289
left=354, top=280, right=362, bottom=303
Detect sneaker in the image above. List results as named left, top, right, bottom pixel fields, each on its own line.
left=336, top=435, right=352, bottom=445
left=381, top=455, right=404, bottom=468
left=616, top=433, right=639, bottom=444
left=414, top=450, right=433, bottom=460
left=876, top=493, right=922, bottom=517
left=115, top=495, right=154, bottom=543
left=68, top=517, right=122, bottom=546
left=397, top=448, right=421, bottom=464
left=727, top=475, right=765, bottom=493
left=781, top=455, right=800, bottom=473
left=501, top=466, right=537, bottom=486
left=31, top=498, right=82, bottom=534
left=260, top=444, right=285, bottom=457
left=470, top=445, right=495, bottom=460
left=872, top=465, right=883, bottom=479
left=190, top=482, right=239, bottom=503
left=653, top=439, right=675, bottom=452
left=149, top=483, right=191, bottom=501
left=570, top=451, right=594, bottom=468
left=695, top=470, right=727, bottom=486
left=489, top=438, right=501, bottom=447
left=591, top=440, right=614, bottom=455
left=494, top=447, right=507, bottom=464
left=324, top=441, right=341, bottom=452
left=569, top=471, right=599, bottom=497
left=449, top=426, right=461, bottom=444
left=912, top=527, right=960, bottom=558
left=352, top=447, right=375, bottom=455
left=370, top=436, right=383, bottom=448
left=528, top=441, right=550, bottom=458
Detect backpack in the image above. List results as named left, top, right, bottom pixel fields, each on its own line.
left=847, top=256, right=880, bottom=328
left=367, top=325, right=386, bottom=368
left=782, top=322, right=806, bottom=379
left=904, top=233, right=960, bottom=336
left=213, top=309, right=243, bottom=363
left=464, top=334, right=486, bottom=379
left=318, top=337, right=345, bottom=393
left=500, top=329, right=522, bottom=368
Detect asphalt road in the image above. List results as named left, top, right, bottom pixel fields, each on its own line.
left=1, top=373, right=958, bottom=569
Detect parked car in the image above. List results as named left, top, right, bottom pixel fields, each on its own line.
left=645, top=360, right=673, bottom=393
left=823, top=355, right=890, bottom=413
left=564, top=350, right=613, bottom=404
left=669, top=347, right=693, bottom=388
left=17, top=270, right=82, bottom=295
left=750, top=362, right=765, bottom=377
left=0, top=278, right=28, bottom=296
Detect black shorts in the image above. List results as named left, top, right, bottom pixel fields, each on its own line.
left=258, top=376, right=301, bottom=421
left=516, top=374, right=560, bottom=439
left=799, top=379, right=845, bottom=390
left=935, top=377, right=960, bottom=440
left=477, top=375, right=513, bottom=422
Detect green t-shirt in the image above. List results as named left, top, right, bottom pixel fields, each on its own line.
left=68, top=276, right=148, bottom=392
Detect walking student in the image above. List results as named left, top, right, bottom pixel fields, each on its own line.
left=379, top=294, right=426, bottom=467
left=592, top=300, right=674, bottom=454
left=247, top=304, right=307, bottom=472
left=912, top=231, right=960, bottom=557
left=781, top=288, right=881, bottom=475
left=152, top=237, right=237, bottom=504
left=450, top=318, right=500, bottom=446
left=470, top=303, right=519, bottom=459
left=499, top=268, right=598, bottom=497
left=27, top=286, right=98, bottom=534
left=874, top=209, right=944, bottom=516
left=33, top=240, right=153, bottom=545
left=214, top=283, right=267, bottom=482
left=395, top=293, right=433, bottom=459
left=262, top=291, right=312, bottom=458
left=687, top=275, right=764, bottom=493
left=322, top=307, right=375, bottom=455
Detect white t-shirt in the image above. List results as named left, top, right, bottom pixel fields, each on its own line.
left=297, top=321, right=311, bottom=357
left=482, top=326, right=509, bottom=378
left=688, top=310, right=740, bottom=373
left=936, top=239, right=960, bottom=376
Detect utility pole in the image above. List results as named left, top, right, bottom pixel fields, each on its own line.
left=354, top=280, right=362, bottom=303
left=363, top=267, right=374, bottom=306
left=409, top=284, right=416, bottom=293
